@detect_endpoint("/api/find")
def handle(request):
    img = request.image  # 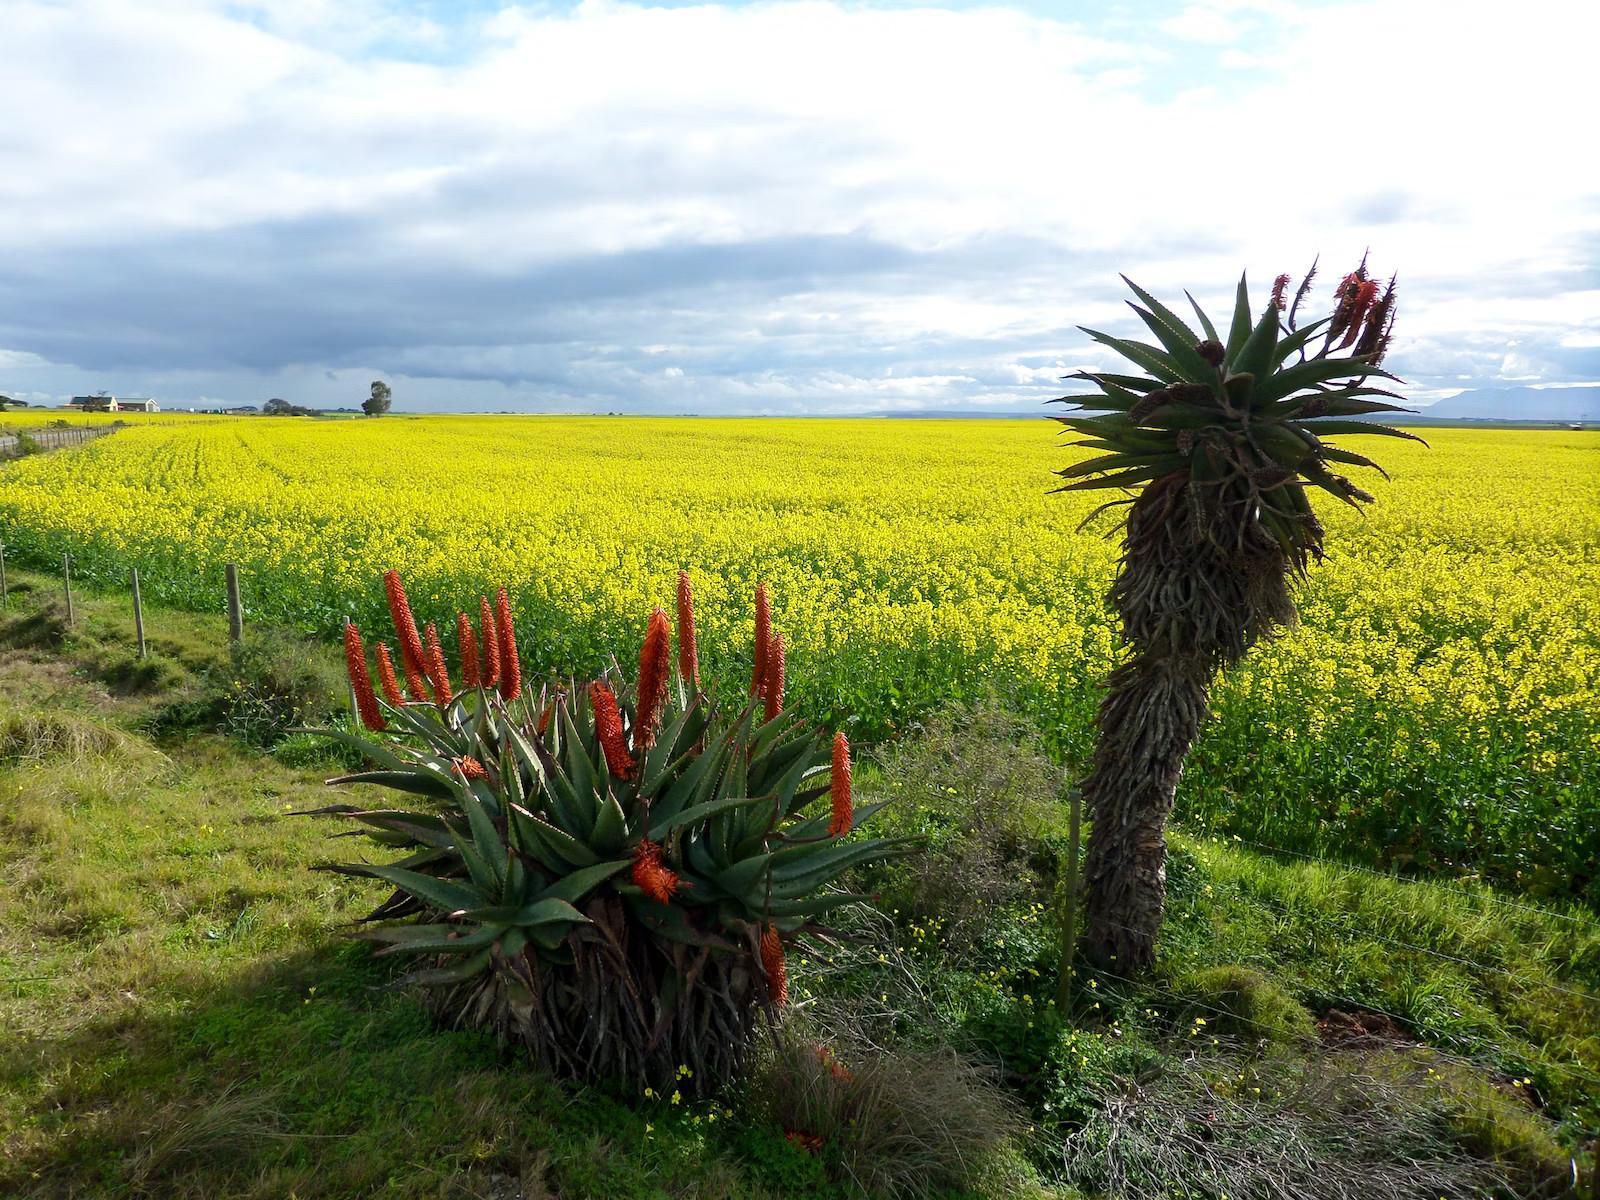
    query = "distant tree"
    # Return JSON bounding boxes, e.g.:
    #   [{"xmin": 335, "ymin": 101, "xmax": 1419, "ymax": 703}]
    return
[
  {"xmin": 263, "ymin": 398, "xmax": 294, "ymax": 416},
  {"xmin": 363, "ymin": 380, "xmax": 392, "ymax": 416},
  {"xmin": 0, "ymin": 395, "xmax": 24, "ymax": 410}
]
